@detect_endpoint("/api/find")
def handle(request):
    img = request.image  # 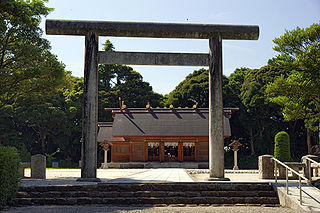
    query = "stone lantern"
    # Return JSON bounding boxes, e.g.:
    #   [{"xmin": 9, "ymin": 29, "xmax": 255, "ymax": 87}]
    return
[{"xmin": 229, "ymin": 140, "xmax": 242, "ymax": 170}]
